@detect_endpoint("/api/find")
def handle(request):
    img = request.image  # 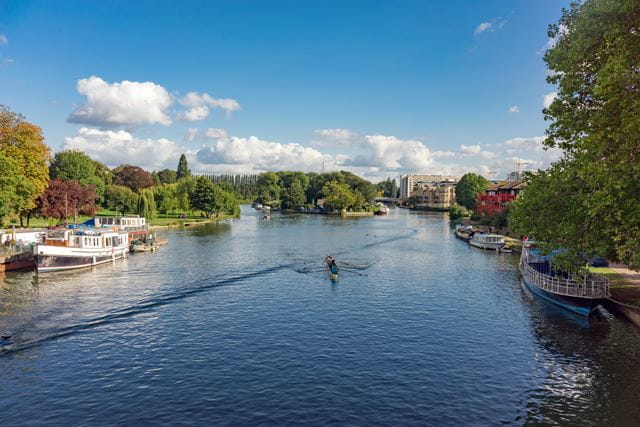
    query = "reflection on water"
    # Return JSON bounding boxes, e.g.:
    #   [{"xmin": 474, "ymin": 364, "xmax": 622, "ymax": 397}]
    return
[{"xmin": 1, "ymin": 206, "xmax": 639, "ymax": 425}]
